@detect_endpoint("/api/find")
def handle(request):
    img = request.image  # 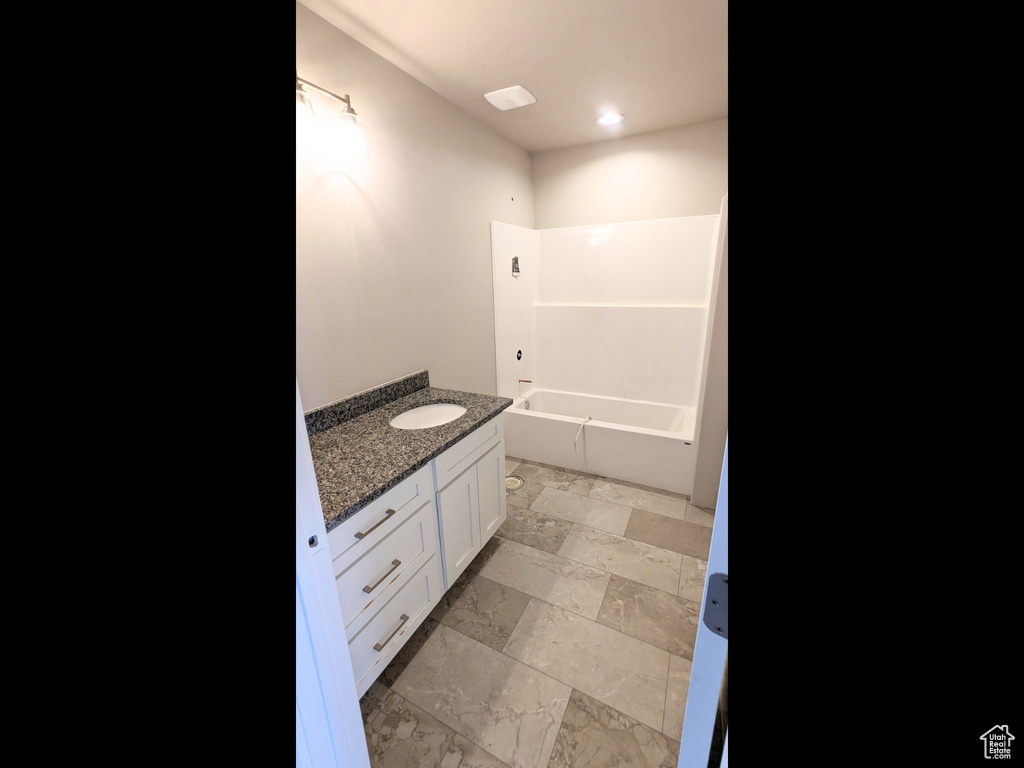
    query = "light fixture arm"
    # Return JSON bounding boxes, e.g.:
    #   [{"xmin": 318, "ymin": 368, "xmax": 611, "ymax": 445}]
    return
[{"xmin": 296, "ymin": 73, "xmax": 356, "ymax": 114}]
